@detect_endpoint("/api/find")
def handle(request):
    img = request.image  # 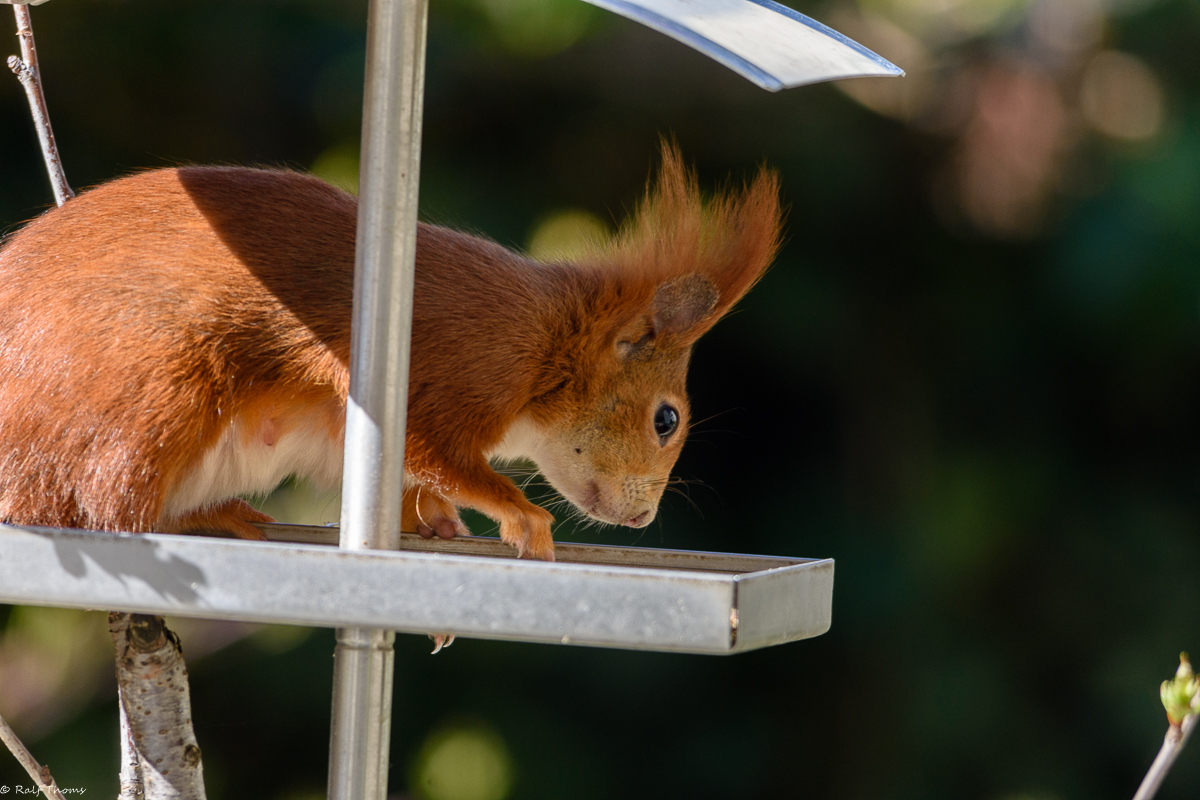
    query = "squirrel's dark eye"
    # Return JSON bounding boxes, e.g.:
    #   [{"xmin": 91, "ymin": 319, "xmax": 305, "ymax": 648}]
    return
[{"xmin": 653, "ymin": 404, "xmax": 679, "ymax": 441}]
